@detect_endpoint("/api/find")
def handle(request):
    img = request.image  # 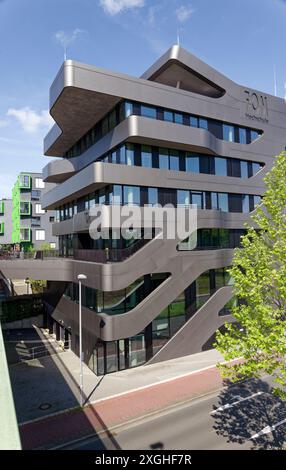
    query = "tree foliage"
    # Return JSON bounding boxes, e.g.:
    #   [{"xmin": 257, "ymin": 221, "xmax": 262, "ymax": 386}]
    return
[{"xmin": 215, "ymin": 151, "xmax": 286, "ymax": 398}]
